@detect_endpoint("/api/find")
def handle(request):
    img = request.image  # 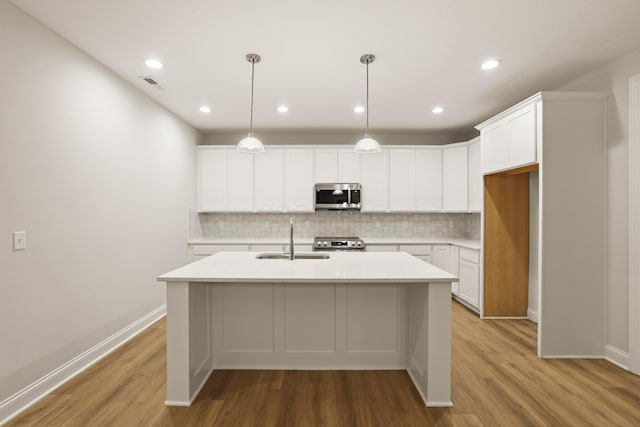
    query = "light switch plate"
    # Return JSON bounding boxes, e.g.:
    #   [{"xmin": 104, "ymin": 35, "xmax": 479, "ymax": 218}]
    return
[{"xmin": 13, "ymin": 231, "xmax": 26, "ymax": 251}]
